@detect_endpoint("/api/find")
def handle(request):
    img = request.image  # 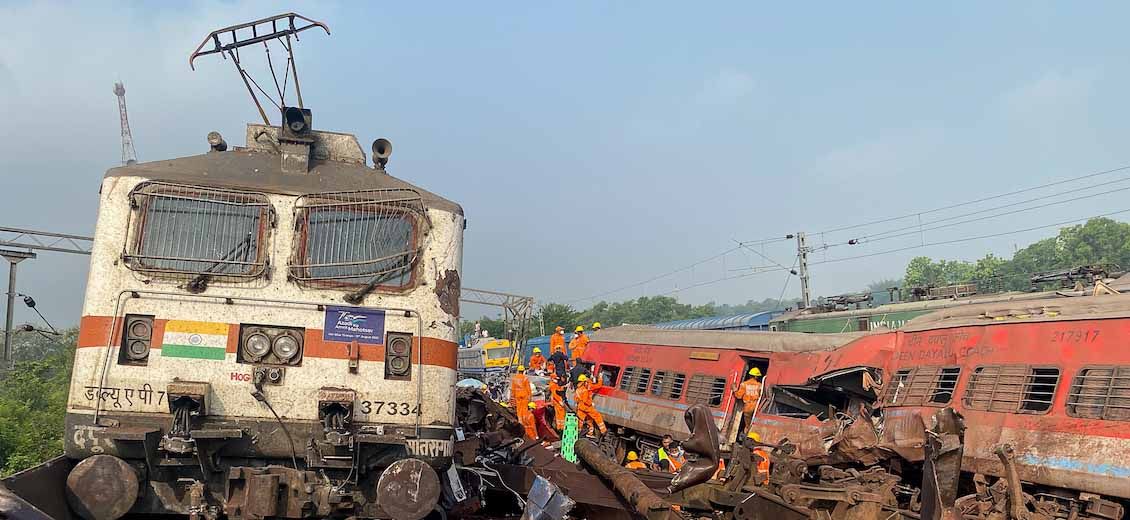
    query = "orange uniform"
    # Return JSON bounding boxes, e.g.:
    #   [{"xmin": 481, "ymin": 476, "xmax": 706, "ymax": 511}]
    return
[
  {"xmin": 574, "ymin": 380, "xmax": 606, "ymax": 434},
  {"xmin": 626, "ymin": 460, "xmax": 646, "ymax": 470},
  {"xmin": 734, "ymin": 377, "xmax": 763, "ymax": 413},
  {"xmin": 519, "ymin": 407, "xmax": 538, "ymax": 440},
  {"xmin": 569, "ymin": 333, "xmax": 589, "ymax": 361},
  {"xmin": 753, "ymin": 448, "xmax": 770, "ymax": 485},
  {"xmin": 510, "ymin": 373, "xmax": 531, "ymax": 410},
  {"xmin": 547, "ymin": 378, "xmax": 567, "ymax": 430},
  {"xmin": 528, "ymin": 353, "xmax": 546, "ymax": 371},
  {"xmin": 550, "ymin": 332, "xmax": 566, "ymax": 355}
]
